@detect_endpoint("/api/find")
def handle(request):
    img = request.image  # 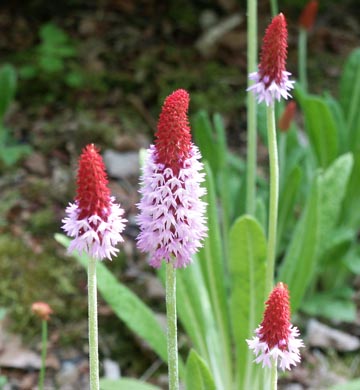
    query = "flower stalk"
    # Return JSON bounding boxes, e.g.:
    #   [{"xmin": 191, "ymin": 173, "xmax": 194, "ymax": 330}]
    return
[
  {"xmin": 266, "ymin": 104, "xmax": 278, "ymax": 294},
  {"xmin": 246, "ymin": 0, "xmax": 258, "ymax": 215},
  {"xmin": 62, "ymin": 144, "xmax": 126, "ymax": 389},
  {"xmin": 39, "ymin": 319, "xmax": 48, "ymax": 390},
  {"xmin": 88, "ymin": 256, "xmax": 99, "ymax": 390},
  {"xmin": 166, "ymin": 261, "xmax": 179, "ymax": 390},
  {"xmin": 31, "ymin": 302, "xmax": 53, "ymax": 390},
  {"xmin": 136, "ymin": 89, "xmax": 207, "ymax": 389}
]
